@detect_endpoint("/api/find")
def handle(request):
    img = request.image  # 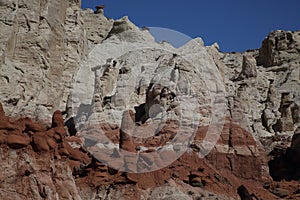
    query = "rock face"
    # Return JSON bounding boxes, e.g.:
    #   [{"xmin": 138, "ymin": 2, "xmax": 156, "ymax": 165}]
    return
[
  {"xmin": 0, "ymin": 102, "xmax": 86, "ymax": 199},
  {"xmin": 0, "ymin": 0, "xmax": 300, "ymax": 199},
  {"xmin": 269, "ymin": 126, "xmax": 300, "ymax": 181},
  {"xmin": 219, "ymin": 30, "xmax": 300, "ymax": 139},
  {"xmin": 257, "ymin": 30, "xmax": 300, "ymax": 67},
  {"xmin": 0, "ymin": 0, "xmax": 113, "ymax": 119},
  {"xmin": 202, "ymin": 119, "xmax": 269, "ymax": 181},
  {"xmin": 237, "ymin": 55, "xmax": 257, "ymax": 80},
  {"xmin": 0, "ymin": 102, "xmax": 282, "ymax": 199}
]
